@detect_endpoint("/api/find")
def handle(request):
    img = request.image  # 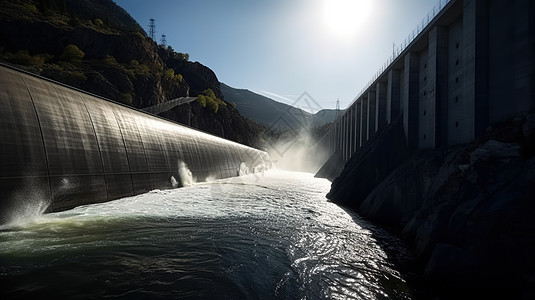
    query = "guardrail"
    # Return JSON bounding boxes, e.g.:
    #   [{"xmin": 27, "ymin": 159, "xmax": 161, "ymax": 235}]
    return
[{"xmin": 345, "ymin": 0, "xmax": 452, "ymax": 109}]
